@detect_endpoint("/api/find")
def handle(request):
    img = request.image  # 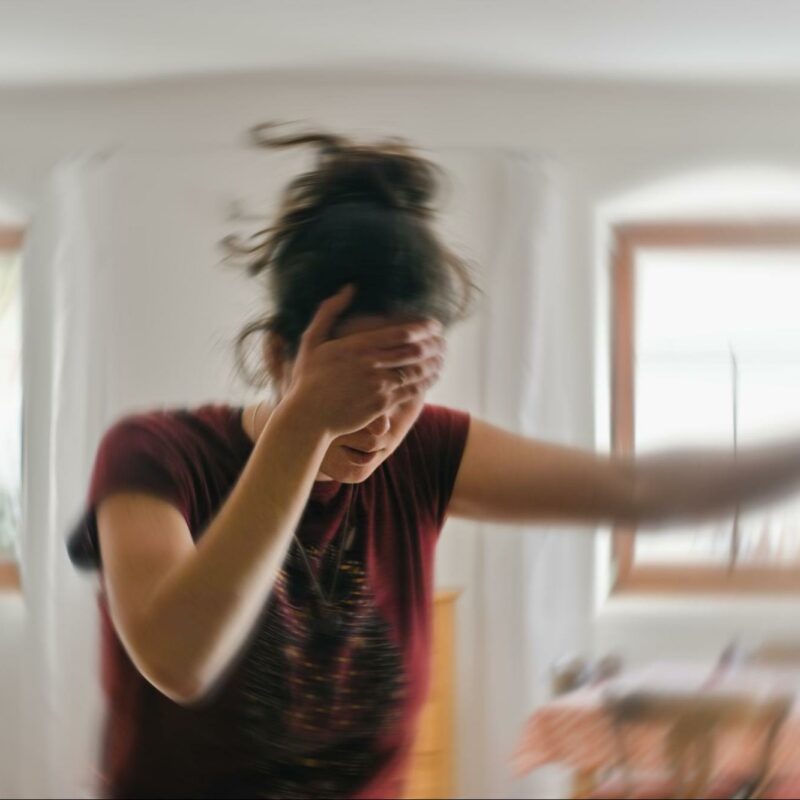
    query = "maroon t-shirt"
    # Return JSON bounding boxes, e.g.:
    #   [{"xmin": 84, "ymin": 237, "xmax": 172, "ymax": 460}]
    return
[{"xmin": 67, "ymin": 402, "xmax": 470, "ymax": 799}]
